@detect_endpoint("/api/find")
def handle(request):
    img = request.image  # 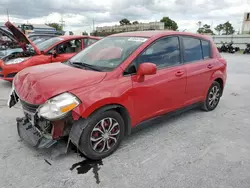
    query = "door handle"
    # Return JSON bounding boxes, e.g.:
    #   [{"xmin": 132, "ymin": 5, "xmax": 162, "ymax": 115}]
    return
[
  {"xmin": 175, "ymin": 71, "xmax": 184, "ymax": 77},
  {"xmin": 207, "ymin": 64, "xmax": 213, "ymax": 69}
]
